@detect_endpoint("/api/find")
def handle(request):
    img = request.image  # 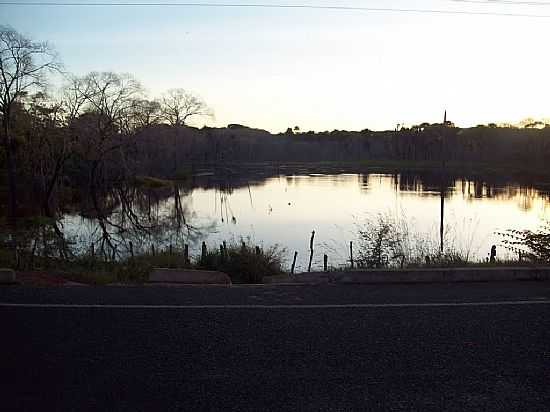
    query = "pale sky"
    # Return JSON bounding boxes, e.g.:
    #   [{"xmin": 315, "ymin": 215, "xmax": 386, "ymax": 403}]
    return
[{"xmin": 2, "ymin": 0, "xmax": 550, "ymax": 132}]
